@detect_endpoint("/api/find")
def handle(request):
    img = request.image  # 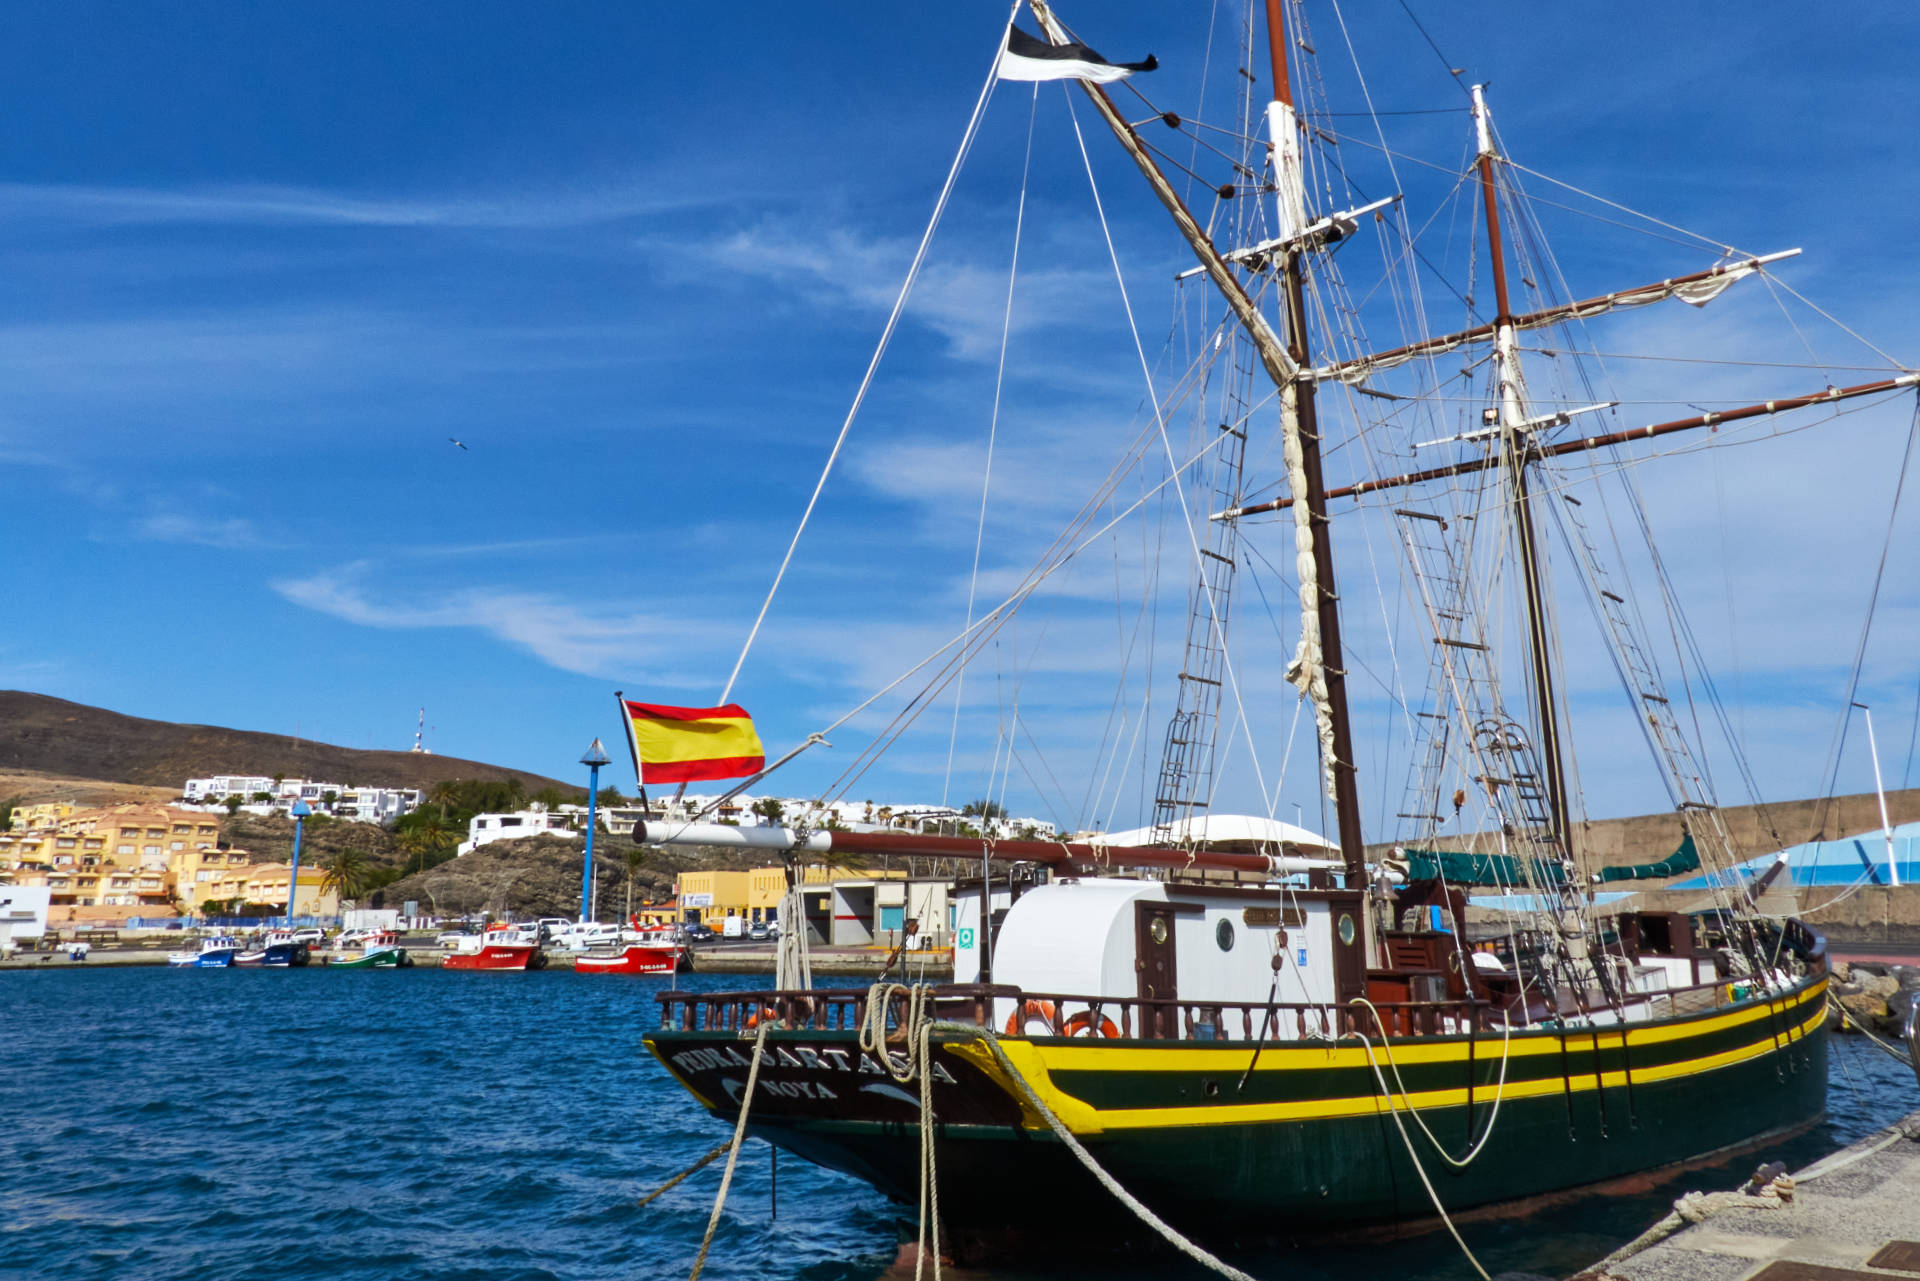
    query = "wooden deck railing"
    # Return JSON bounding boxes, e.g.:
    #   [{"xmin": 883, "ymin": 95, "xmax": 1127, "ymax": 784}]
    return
[{"xmin": 653, "ymin": 958, "xmax": 1817, "ymax": 1043}]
